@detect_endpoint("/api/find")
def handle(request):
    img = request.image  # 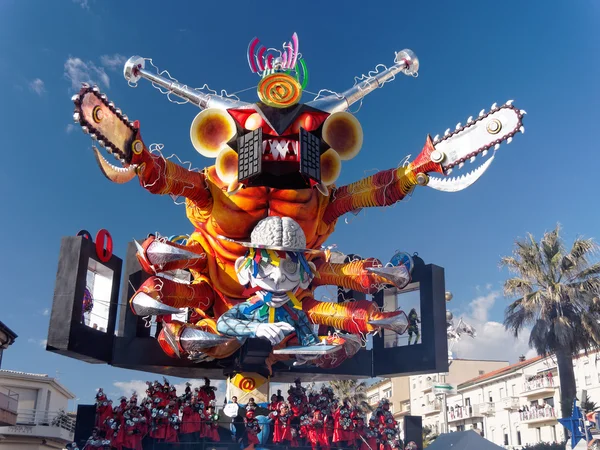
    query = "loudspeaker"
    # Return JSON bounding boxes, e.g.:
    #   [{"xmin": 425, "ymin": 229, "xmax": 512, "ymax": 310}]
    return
[
  {"xmin": 74, "ymin": 404, "xmax": 96, "ymax": 445},
  {"xmin": 404, "ymin": 415, "xmax": 423, "ymax": 449}
]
